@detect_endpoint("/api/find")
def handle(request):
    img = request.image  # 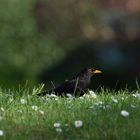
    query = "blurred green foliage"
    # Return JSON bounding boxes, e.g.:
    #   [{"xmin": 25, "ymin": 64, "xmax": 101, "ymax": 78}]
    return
[
  {"xmin": 0, "ymin": 0, "xmax": 98, "ymax": 87},
  {"xmin": 0, "ymin": 0, "xmax": 66, "ymax": 87}
]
